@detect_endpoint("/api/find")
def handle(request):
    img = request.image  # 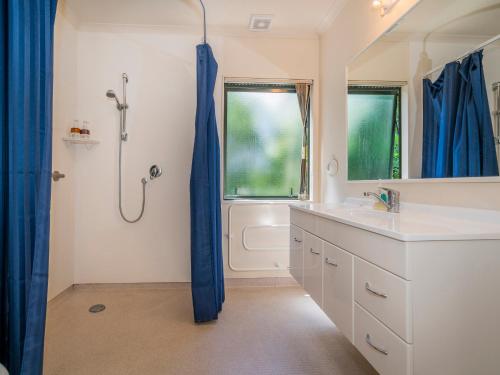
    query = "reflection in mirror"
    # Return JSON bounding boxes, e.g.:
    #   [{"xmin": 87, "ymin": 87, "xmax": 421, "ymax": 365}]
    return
[
  {"xmin": 348, "ymin": 85, "xmax": 402, "ymax": 180},
  {"xmin": 347, "ymin": 0, "xmax": 500, "ymax": 180}
]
